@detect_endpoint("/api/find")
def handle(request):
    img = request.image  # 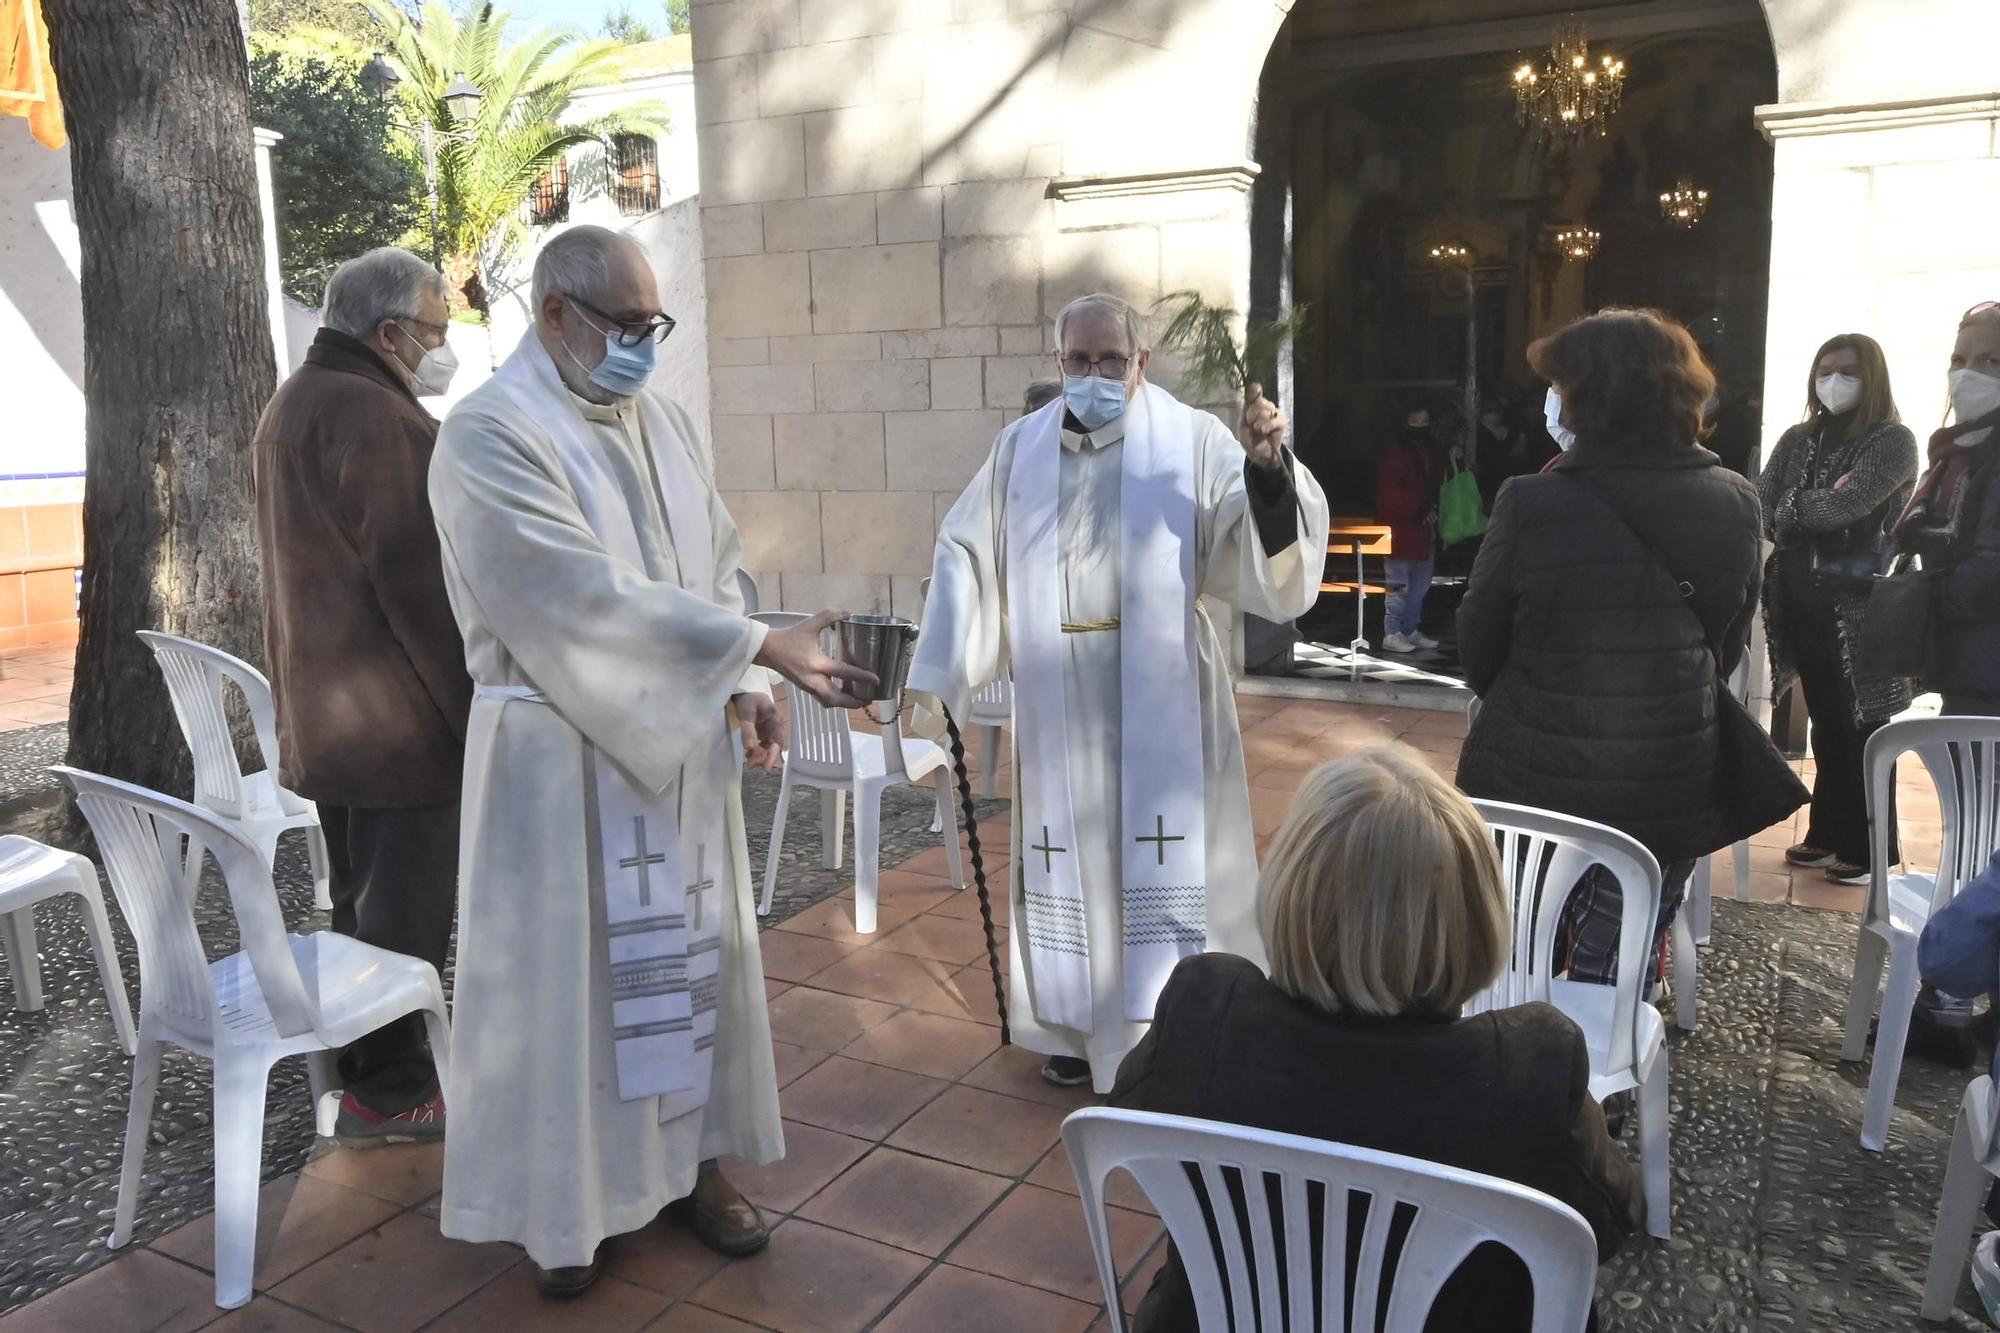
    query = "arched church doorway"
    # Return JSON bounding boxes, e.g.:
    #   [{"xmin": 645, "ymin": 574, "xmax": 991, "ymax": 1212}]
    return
[{"xmin": 1244, "ymin": 0, "xmax": 1779, "ymax": 688}]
